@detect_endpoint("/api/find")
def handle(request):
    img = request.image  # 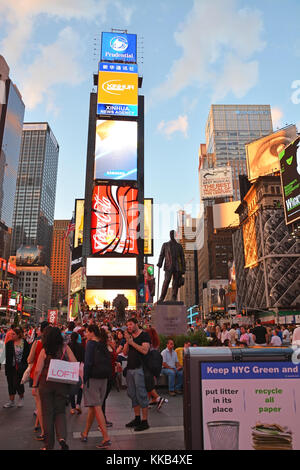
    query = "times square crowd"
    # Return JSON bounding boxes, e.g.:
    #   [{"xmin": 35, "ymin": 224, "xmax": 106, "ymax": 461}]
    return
[{"xmin": 0, "ymin": 309, "xmax": 300, "ymax": 451}]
